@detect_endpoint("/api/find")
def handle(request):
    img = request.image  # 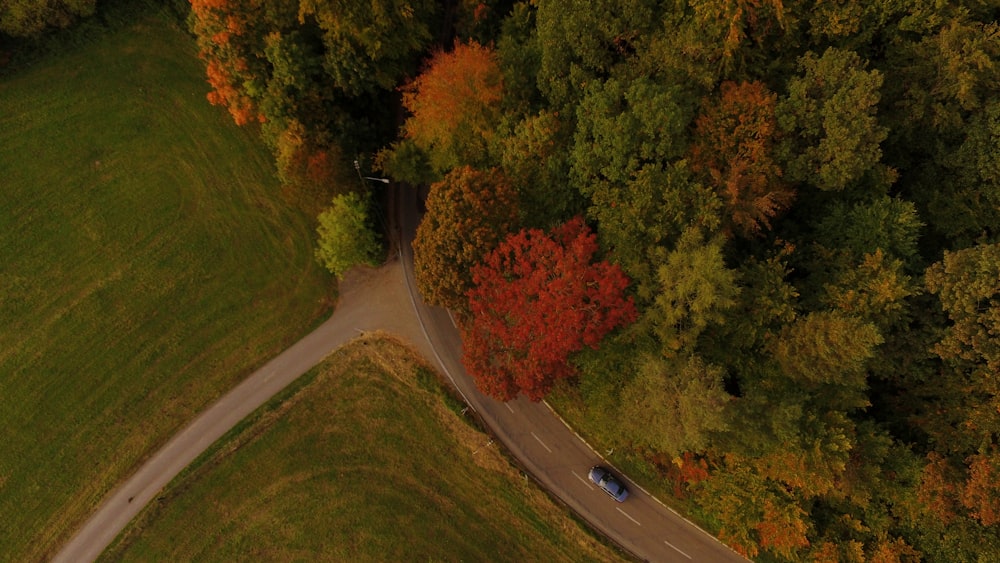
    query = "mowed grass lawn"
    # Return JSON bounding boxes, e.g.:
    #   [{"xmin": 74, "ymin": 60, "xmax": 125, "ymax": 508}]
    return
[
  {"xmin": 0, "ymin": 12, "xmax": 332, "ymax": 560},
  {"xmin": 103, "ymin": 336, "xmax": 622, "ymax": 562}
]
